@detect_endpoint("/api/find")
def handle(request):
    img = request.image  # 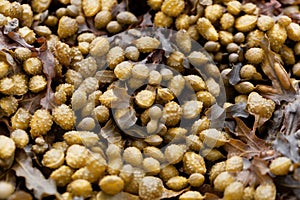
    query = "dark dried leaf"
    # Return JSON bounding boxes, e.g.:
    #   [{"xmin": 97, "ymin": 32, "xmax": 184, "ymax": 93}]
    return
[
  {"xmin": 275, "ymin": 175, "xmax": 300, "ymax": 199},
  {"xmin": 0, "ymin": 32, "xmax": 17, "ymax": 50},
  {"xmin": 278, "ymin": 194, "xmax": 298, "ymax": 200},
  {"xmin": 78, "ymin": 20, "xmax": 90, "ymax": 34},
  {"xmin": 12, "ymin": 150, "xmax": 58, "ymax": 199},
  {"xmin": 289, "ymin": 12, "xmax": 300, "ymax": 24},
  {"xmin": 259, "ymin": 36, "xmax": 296, "ymax": 102},
  {"xmin": 204, "ymin": 193, "xmax": 221, "ymax": 200},
  {"xmin": 146, "ymin": 49, "xmax": 165, "ymax": 64},
  {"xmin": 0, "ymin": 117, "xmax": 13, "ymax": 133},
  {"xmin": 235, "ymin": 118, "xmax": 270, "ymax": 151},
  {"xmin": 280, "ymin": 95, "xmax": 300, "ymax": 135},
  {"xmin": 19, "ymin": 92, "xmax": 44, "ymax": 114},
  {"xmin": 267, "ymin": 108, "xmax": 284, "ymax": 139},
  {"xmin": 199, "ymin": 184, "xmax": 222, "ymax": 198},
  {"xmin": 229, "ymin": 63, "xmax": 242, "ymax": 85},
  {"xmin": 279, "ymin": 0, "xmax": 300, "ymax": 4},
  {"xmin": 273, "ymin": 95, "xmax": 300, "ymax": 163},
  {"xmin": 235, "ymin": 170, "xmax": 257, "ymax": 186},
  {"xmin": 40, "ymin": 91, "xmax": 55, "ymax": 110},
  {"xmin": 7, "ymin": 32, "xmax": 34, "ymax": 50},
  {"xmin": 36, "ymin": 37, "xmax": 56, "ymax": 110},
  {"xmin": 85, "ymin": 18, "xmax": 107, "ymax": 36},
  {"xmin": 139, "ymin": 12, "xmax": 153, "ymax": 27},
  {"xmin": 206, "ymin": 104, "xmax": 225, "ymax": 129},
  {"xmin": 293, "ymin": 167, "xmax": 300, "ymax": 181},
  {"xmin": 2, "ymin": 32, "xmax": 56, "ymax": 110},
  {"xmin": 224, "ymin": 138, "xmax": 251, "ymax": 158},
  {"xmin": 109, "ymin": 31, "xmax": 135, "ymax": 50},
  {"xmin": 8, "ymin": 191, "xmax": 33, "ymax": 200},
  {"xmin": 226, "ymin": 102, "xmax": 249, "ymax": 119},
  {"xmin": 252, "ymin": 0, "xmax": 283, "ymax": 16},
  {"xmin": 1, "ymin": 170, "xmax": 16, "ymax": 186},
  {"xmin": 236, "ymin": 157, "xmax": 272, "ymax": 186},
  {"xmin": 276, "ymin": 175, "xmax": 300, "ymax": 191},
  {"xmin": 161, "ymin": 187, "xmax": 190, "ymax": 199},
  {"xmin": 224, "ymin": 120, "xmax": 236, "ymax": 133},
  {"xmin": 252, "ymin": 157, "xmax": 270, "ymax": 176},
  {"xmin": 156, "ymin": 28, "xmax": 173, "ymax": 53},
  {"xmin": 273, "ymin": 133, "xmax": 300, "ymax": 163},
  {"xmin": 32, "ymin": 10, "xmax": 49, "ymax": 27},
  {"xmin": 112, "ymin": 0, "xmax": 127, "ymax": 17},
  {"xmin": 224, "ymin": 117, "xmax": 279, "ymax": 187},
  {"xmin": 36, "ymin": 37, "xmax": 56, "ymax": 79},
  {"xmin": 0, "ymin": 50, "xmax": 19, "ymax": 73},
  {"xmin": 224, "ymin": 118, "xmax": 272, "ymax": 159}
]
